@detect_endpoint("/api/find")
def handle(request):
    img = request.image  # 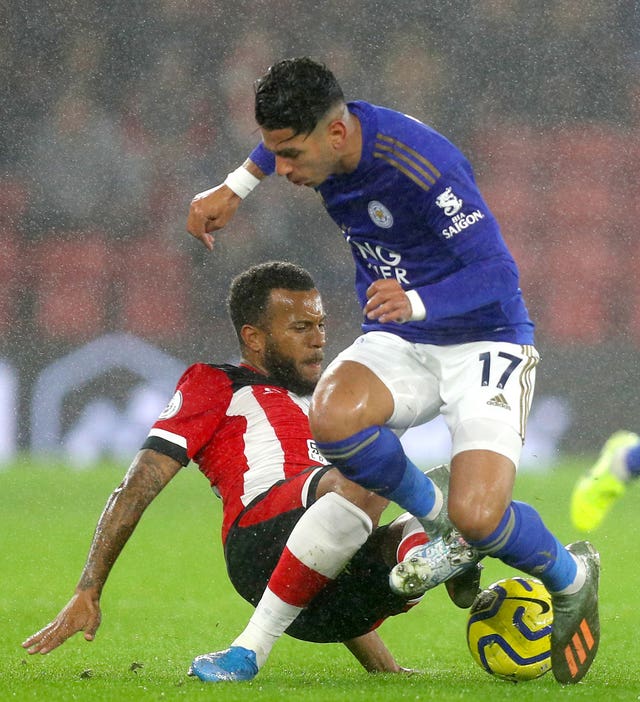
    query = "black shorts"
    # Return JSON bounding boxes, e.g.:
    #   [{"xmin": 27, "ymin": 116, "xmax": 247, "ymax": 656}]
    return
[{"xmin": 224, "ymin": 468, "xmax": 409, "ymax": 643}]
